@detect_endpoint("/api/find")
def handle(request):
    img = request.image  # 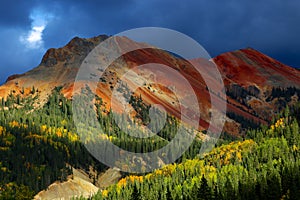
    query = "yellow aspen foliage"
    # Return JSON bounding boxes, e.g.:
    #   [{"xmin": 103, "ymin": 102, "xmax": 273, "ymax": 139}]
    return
[
  {"xmin": 117, "ymin": 178, "xmax": 127, "ymax": 188},
  {"xmin": 293, "ymin": 144, "xmax": 298, "ymax": 152},
  {"xmin": 0, "ymin": 126, "xmax": 4, "ymax": 135},
  {"xmin": 145, "ymin": 173, "xmax": 152, "ymax": 180},
  {"xmin": 272, "ymin": 118, "xmax": 285, "ymax": 129},
  {"xmin": 236, "ymin": 152, "xmax": 242, "ymax": 161},
  {"xmin": 40, "ymin": 125, "xmax": 47, "ymax": 133},
  {"xmin": 61, "ymin": 119, "xmax": 67, "ymax": 126},
  {"xmin": 128, "ymin": 175, "xmax": 143, "ymax": 183},
  {"xmin": 1, "ymin": 167, "xmax": 7, "ymax": 172},
  {"xmin": 48, "ymin": 127, "xmax": 52, "ymax": 134},
  {"xmin": 205, "ymin": 139, "xmax": 256, "ymax": 166},
  {"xmin": 155, "ymin": 170, "xmax": 163, "ymax": 175},
  {"xmin": 206, "ymin": 165, "xmax": 217, "ymax": 173},
  {"xmin": 102, "ymin": 190, "xmax": 108, "ymax": 197},
  {"xmin": 56, "ymin": 130, "xmax": 62, "ymax": 137},
  {"xmin": 271, "ymin": 125, "xmax": 275, "ymax": 130},
  {"xmin": 0, "ymin": 147, "xmax": 9, "ymax": 151},
  {"xmin": 9, "ymin": 121, "xmax": 19, "ymax": 128},
  {"xmin": 67, "ymin": 132, "xmax": 79, "ymax": 142}
]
